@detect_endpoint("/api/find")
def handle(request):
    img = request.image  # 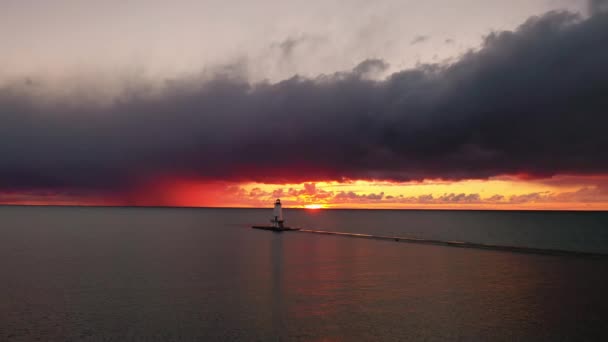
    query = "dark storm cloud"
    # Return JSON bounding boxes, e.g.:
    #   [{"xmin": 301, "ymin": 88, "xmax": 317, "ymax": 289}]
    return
[
  {"xmin": 1, "ymin": 10, "xmax": 608, "ymax": 192},
  {"xmin": 351, "ymin": 58, "xmax": 390, "ymax": 78},
  {"xmin": 589, "ymin": 0, "xmax": 608, "ymax": 15}
]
